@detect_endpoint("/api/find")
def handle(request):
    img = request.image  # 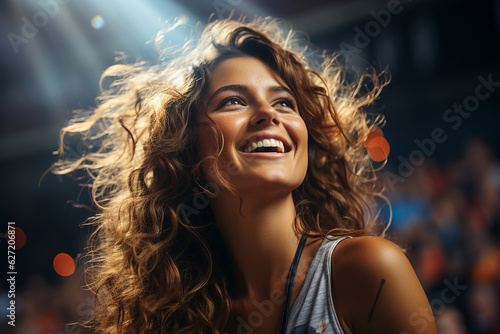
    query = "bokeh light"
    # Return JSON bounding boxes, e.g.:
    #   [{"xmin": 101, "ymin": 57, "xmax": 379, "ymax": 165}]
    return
[
  {"xmin": 53, "ymin": 253, "xmax": 75, "ymax": 277},
  {"xmin": 365, "ymin": 127, "xmax": 390, "ymax": 162},
  {"xmin": 365, "ymin": 127, "xmax": 384, "ymax": 145},
  {"xmin": 91, "ymin": 15, "xmax": 105, "ymax": 29},
  {"xmin": 4, "ymin": 226, "xmax": 27, "ymax": 249}
]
